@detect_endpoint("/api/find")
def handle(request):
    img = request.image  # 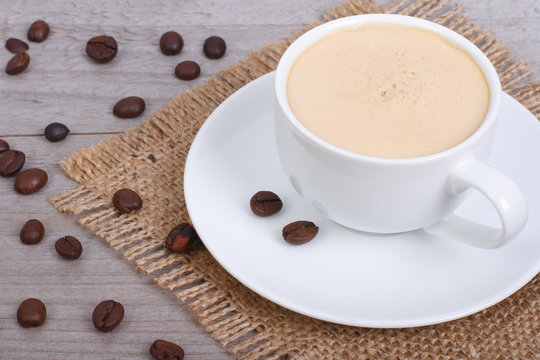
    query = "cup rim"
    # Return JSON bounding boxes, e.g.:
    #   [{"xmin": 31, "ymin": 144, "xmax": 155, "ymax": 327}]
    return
[{"xmin": 275, "ymin": 14, "xmax": 502, "ymax": 165}]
